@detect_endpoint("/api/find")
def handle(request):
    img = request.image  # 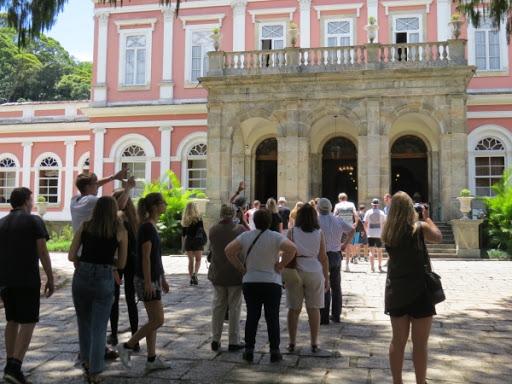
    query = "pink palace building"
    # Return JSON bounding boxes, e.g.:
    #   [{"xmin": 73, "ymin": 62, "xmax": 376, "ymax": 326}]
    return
[{"xmin": 0, "ymin": 0, "xmax": 512, "ymax": 222}]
